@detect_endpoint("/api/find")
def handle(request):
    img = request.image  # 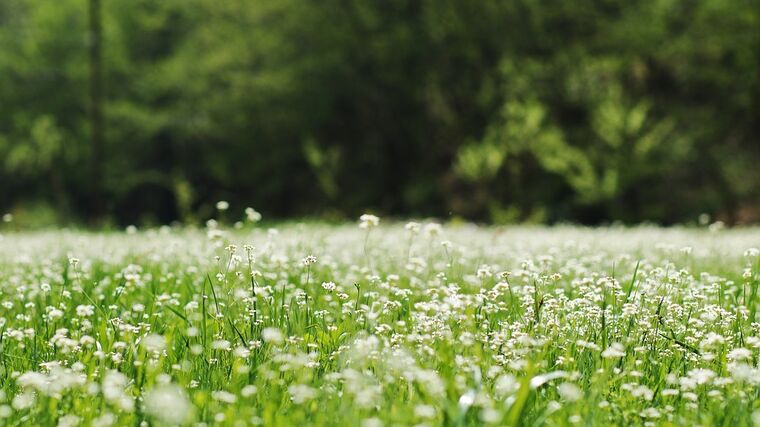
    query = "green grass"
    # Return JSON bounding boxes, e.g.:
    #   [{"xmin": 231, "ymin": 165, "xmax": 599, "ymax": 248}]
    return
[{"xmin": 0, "ymin": 223, "xmax": 758, "ymax": 426}]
